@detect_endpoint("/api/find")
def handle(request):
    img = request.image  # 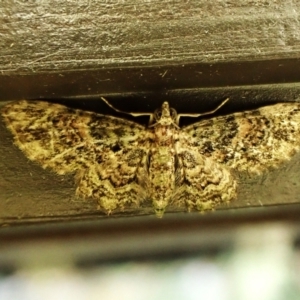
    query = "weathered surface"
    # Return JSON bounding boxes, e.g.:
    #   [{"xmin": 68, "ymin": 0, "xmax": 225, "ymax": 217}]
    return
[
  {"xmin": 1, "ymin": 1, "xmax": 300, "ymax": 100},
  {"xmin": 1, "ymin": 0, "xmax": 300, "ymax": 72}
]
